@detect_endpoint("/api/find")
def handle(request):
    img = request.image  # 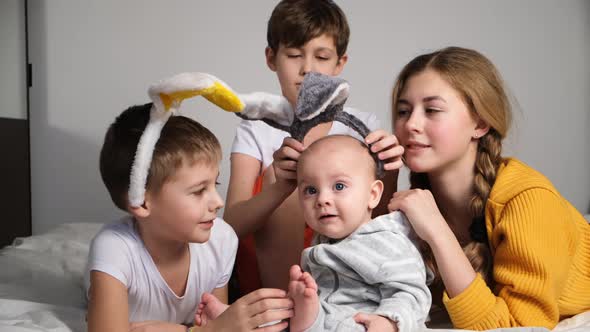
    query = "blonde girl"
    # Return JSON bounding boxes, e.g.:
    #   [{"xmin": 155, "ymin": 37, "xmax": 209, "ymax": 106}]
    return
[{"xmin": 388, "ymin": 46, "xmax": 590, "ymax": 330}]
